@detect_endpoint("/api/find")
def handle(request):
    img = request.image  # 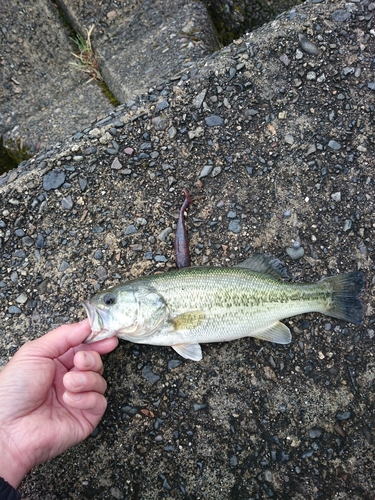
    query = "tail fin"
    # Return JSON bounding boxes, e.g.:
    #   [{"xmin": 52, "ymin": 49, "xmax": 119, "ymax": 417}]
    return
[{"xmin": 322, "ymin": 271, "xmax": 365, "ymax": 324}]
